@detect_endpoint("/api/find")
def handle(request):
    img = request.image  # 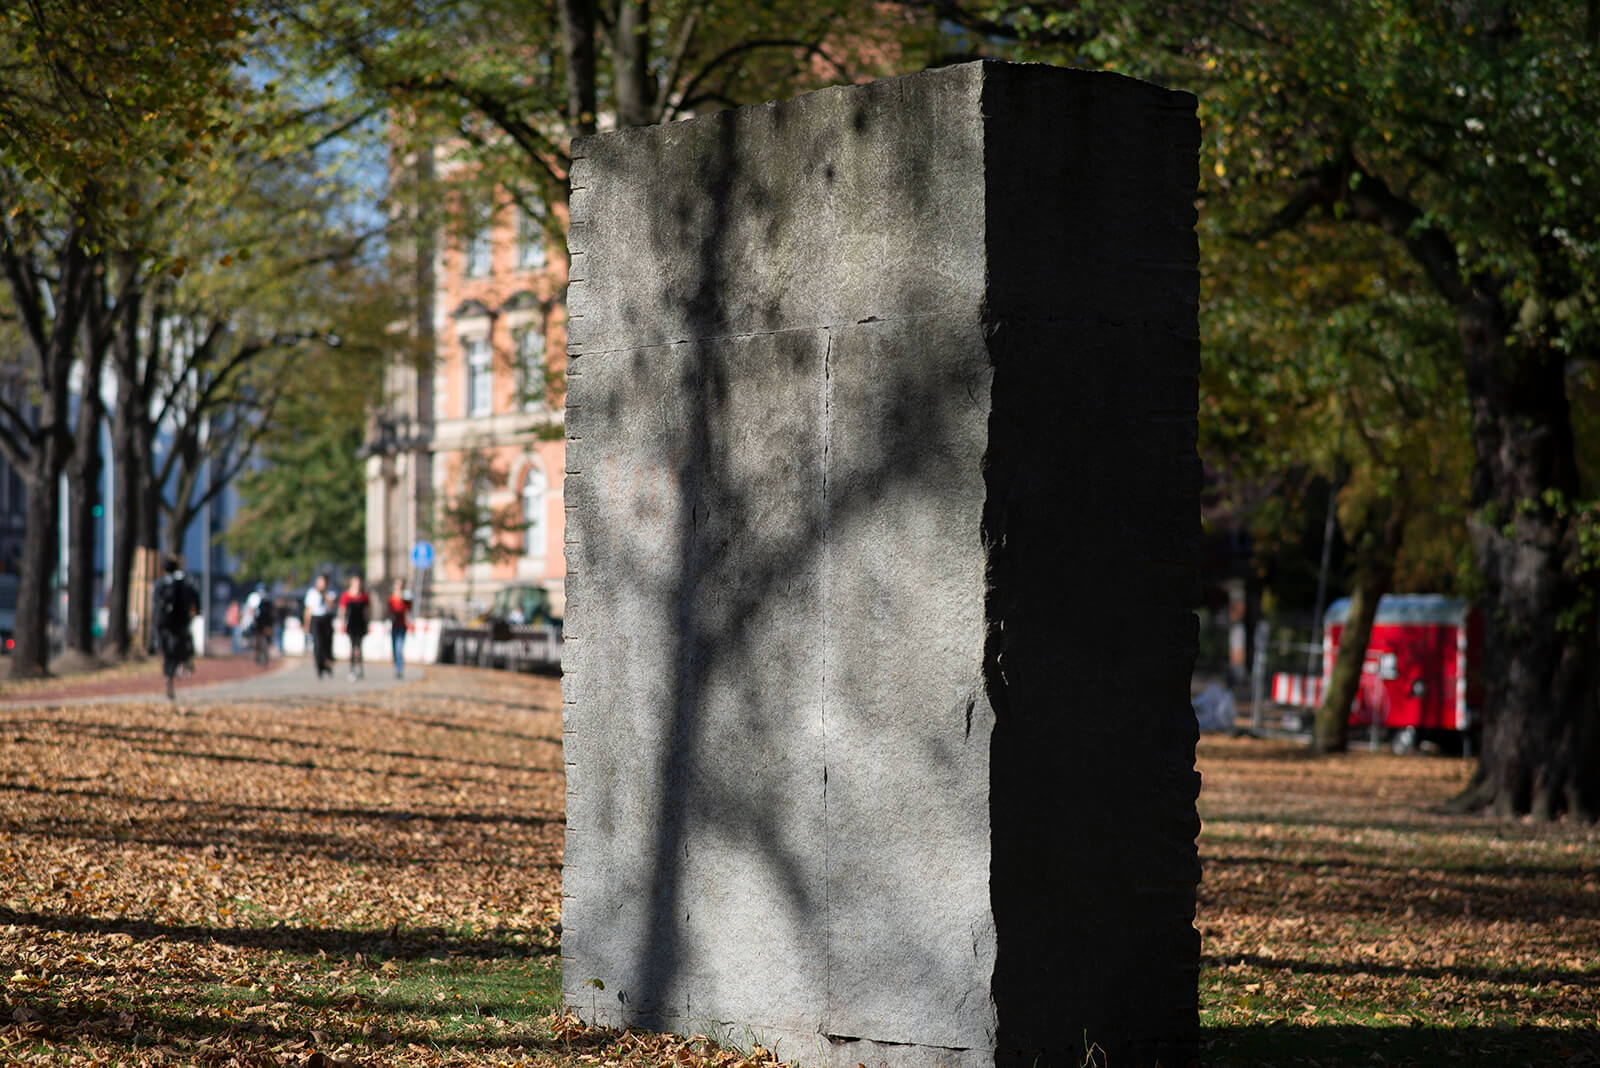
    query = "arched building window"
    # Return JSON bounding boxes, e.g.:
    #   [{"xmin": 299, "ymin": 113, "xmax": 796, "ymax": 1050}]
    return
[{"xmin": 521, "ymin": 464, "xmax": 548, "ymax": 560}]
